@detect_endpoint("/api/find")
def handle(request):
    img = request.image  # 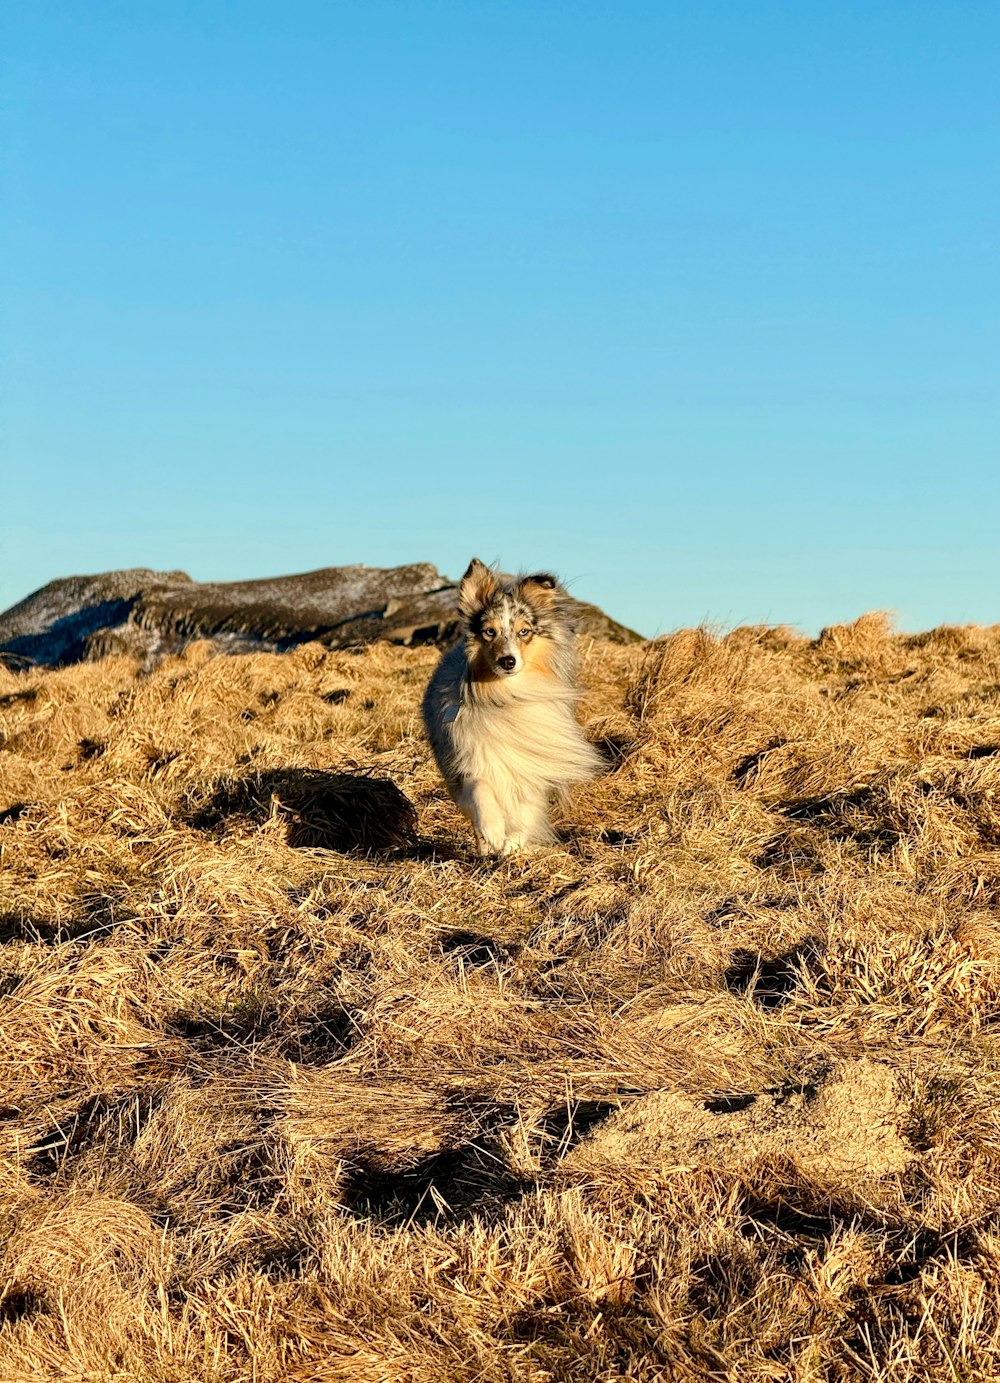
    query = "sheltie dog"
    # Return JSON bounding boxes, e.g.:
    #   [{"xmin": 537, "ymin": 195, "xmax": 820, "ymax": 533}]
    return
[{"xmin": 422, "ymin": 558, "xmax": 604, "ymax": 855}]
